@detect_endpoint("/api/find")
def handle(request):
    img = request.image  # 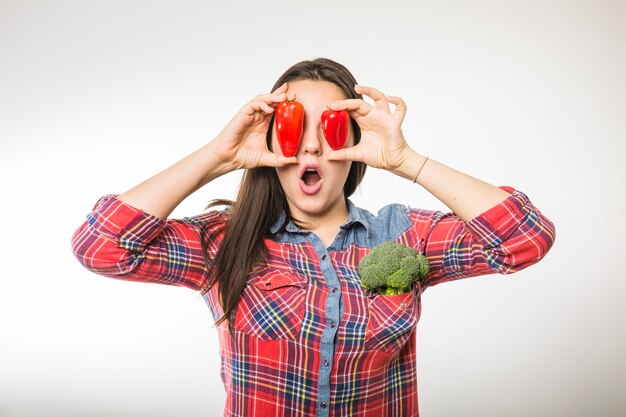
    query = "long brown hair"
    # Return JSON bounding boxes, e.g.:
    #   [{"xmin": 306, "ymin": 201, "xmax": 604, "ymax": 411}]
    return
[{"xmin": 200, "ymin": 58, "xmax": 367, "ymax": 337}]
